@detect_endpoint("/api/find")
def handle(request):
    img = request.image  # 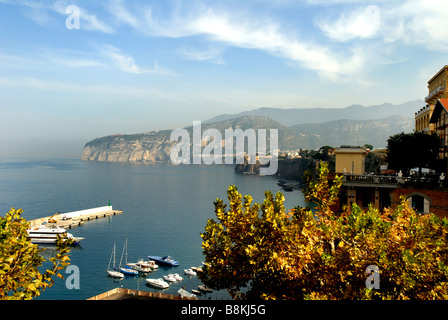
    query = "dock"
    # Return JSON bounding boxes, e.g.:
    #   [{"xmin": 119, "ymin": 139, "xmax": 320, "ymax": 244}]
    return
[
  {"xmin": 29, "ymin": 206, "xmax": 123, "ymax": 229},
  {"xmin": 88, "ymin": 287, "xmax": 197, "ymax": 300}
]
